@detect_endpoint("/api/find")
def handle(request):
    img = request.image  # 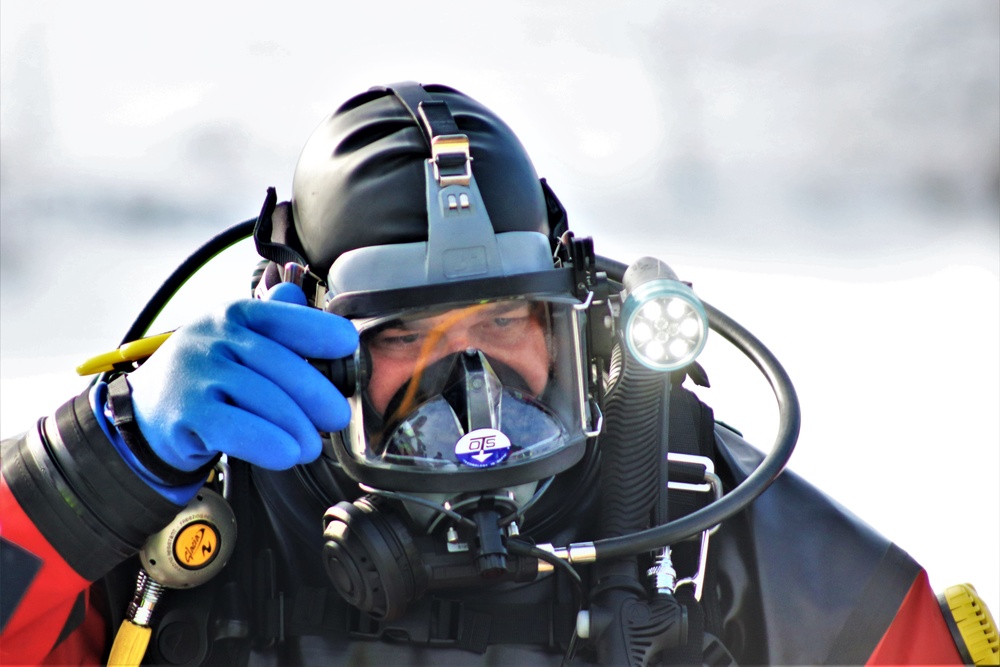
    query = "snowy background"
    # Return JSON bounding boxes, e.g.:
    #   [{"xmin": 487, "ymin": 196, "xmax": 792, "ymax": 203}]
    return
[{"xmin": 2, "ymin": 1, "xmax": 997, "ymax": 614}]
